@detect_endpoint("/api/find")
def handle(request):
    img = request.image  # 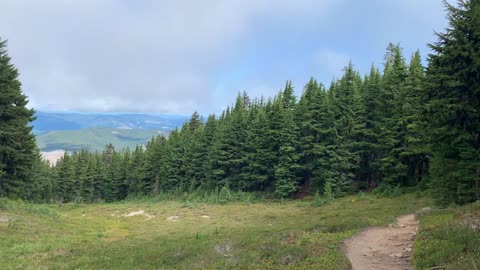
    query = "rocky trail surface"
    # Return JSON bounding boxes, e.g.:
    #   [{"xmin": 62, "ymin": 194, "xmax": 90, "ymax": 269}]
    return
[{"xmin": 344, "ymin": 214, "xmax": 418, "ymax": 270}]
